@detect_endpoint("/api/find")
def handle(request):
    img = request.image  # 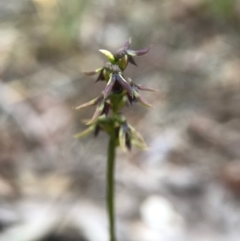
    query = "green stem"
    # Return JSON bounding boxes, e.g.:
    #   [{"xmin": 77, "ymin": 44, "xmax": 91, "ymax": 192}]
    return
[{"xmin": 107, "ymin": 130, "xmax": 116, "ymax": 241}]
